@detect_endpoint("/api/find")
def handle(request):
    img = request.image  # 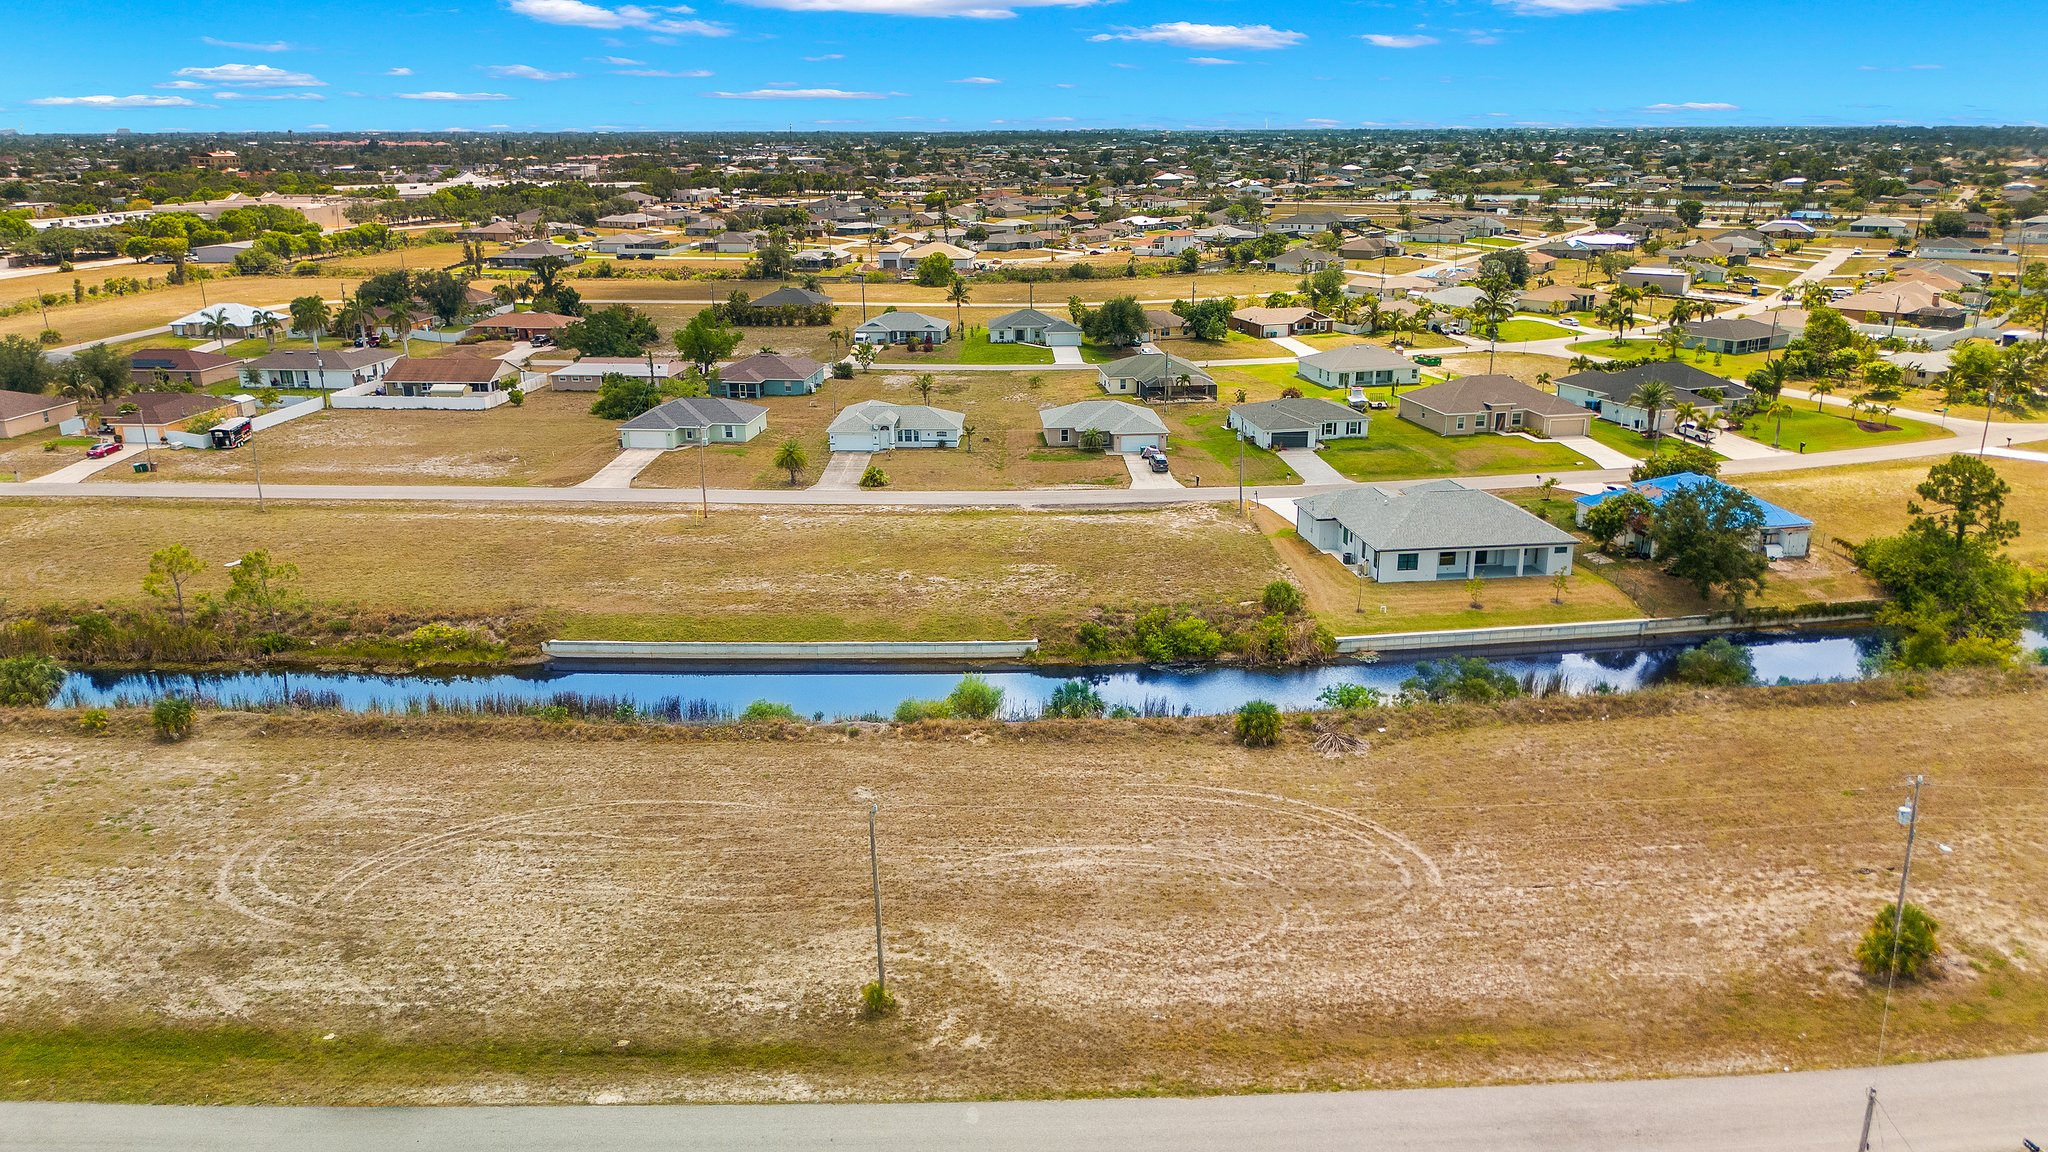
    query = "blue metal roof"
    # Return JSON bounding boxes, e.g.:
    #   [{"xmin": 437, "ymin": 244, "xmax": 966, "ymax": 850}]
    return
[{"xmin": 1574, "ymin": 472, "xmax": 1813, "ymax": 530}]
